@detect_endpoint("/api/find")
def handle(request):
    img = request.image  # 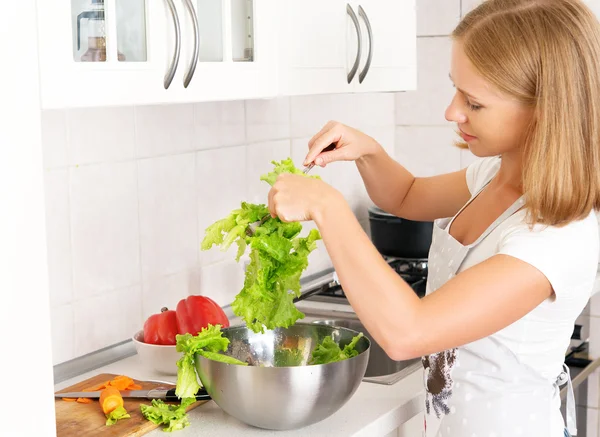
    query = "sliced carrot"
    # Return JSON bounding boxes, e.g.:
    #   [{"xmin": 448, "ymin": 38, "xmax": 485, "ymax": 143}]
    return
[
  {"xmin": 100, "ymin": 386, "xmax": 124, "ymax": 415},
  {"xmin": 62, "ymin": 397, "xmax": 78, "ymax": 402},
  {"xmin": 109, "ymin": 375, "xmax": 135, "ymax": 390},
  {"xmin": 77, "ymin": 398, "xmax": 93, "ymax": 404},
  {"xmin": 126, "ymin": 383, "xmax": 142, "ymax": 390},
  {"xmin": 82, "ymin": 380, "xmax": 111, "ymax": 391}
]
